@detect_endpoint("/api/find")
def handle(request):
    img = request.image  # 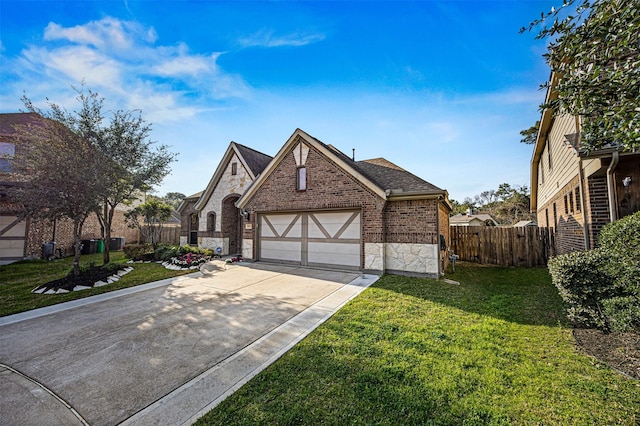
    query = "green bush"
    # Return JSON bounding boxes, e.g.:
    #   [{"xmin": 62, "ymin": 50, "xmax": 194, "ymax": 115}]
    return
[
  {"xmin": 153, "ymin": 244, "xmax": 181, "ymax": 261},
  {"xmin": 548, "ymin": 250, "xmax": 614, "ymax": 330},
  {"xmin": 598, "ymin": 211, "xmax": 640, "ymax": 332},
  {"xmin": 123, "ymin": 243, "xmax": 154, "ymax": 261},
  {"xmin": 549, "ymin": 211, "xmax": 640, "ymax": 332}
]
